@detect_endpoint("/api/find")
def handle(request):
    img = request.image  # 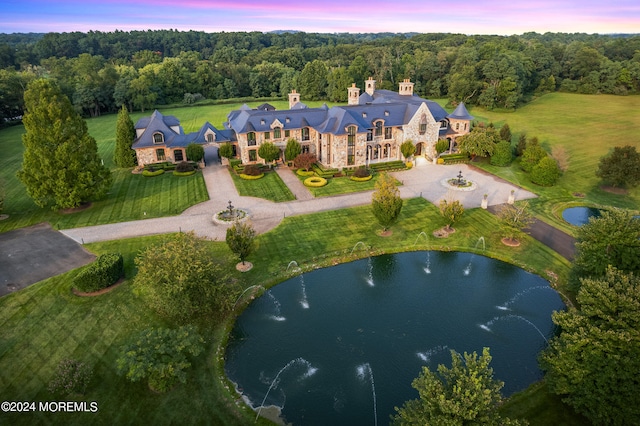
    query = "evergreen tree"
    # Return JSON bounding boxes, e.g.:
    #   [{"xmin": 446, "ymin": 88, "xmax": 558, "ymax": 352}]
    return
[
  {"xmin": 371, "ymin": 173, "xmax": 403, "ymax": 232},
  {"xmin": 400, "ymin": 140, "xmax": 416, "ymax": 161},
  {"xmin": 258, "ymin": 141, "xmax": 280, "ymax": 165},
  {"xmin": 219, "ymin": 142, "xmax": 234, "ymax": 160},
  {"xmin": 596, "ymin": 145, "xmax": 640, "ymax": 188},
  {"xmin": 114, "ymin": 105, "xmax": 137, "ymax": 168},
  {"xmin": 499, "ymin": 123, "xmax": 512, "ymax": 142},
  {"xmin": 284, "ymin": 138, "xmax": 302, "ymax": 162},
  {"xmin": 17, "ymin": 79, "xmax": 111, "ymax": 210},
  {"xmin": 185, "ymin": 143, "xmax": 204, "ymax": 162}
]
